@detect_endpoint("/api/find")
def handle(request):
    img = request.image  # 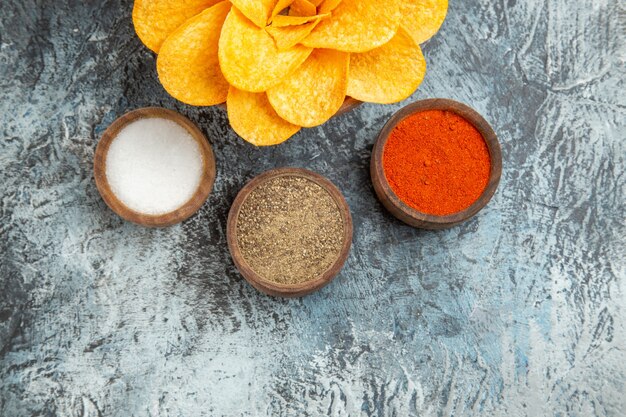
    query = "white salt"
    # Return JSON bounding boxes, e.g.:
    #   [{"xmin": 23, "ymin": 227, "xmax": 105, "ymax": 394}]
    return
[{"xmin": 105, "ymin": 117, "xmax": 203, "ymax": 215}]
